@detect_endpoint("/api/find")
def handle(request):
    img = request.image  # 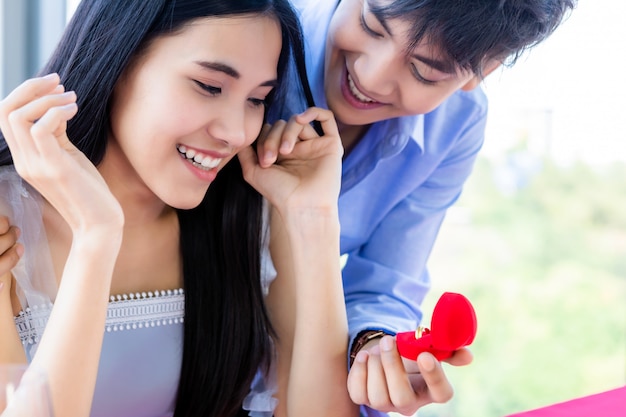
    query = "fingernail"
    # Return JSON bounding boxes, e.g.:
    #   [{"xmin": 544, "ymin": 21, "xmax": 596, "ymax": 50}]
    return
[
  {"xmin": 380, "ymin": 335, "xmax": 393, "ymax": 352},
  {"xmin": 0, "ymin": 282, "xmax": 4, "ymax": 291},
  {"xmin": 42, "ymin": 73, "xmax": 58, "ymax": 80},
  {"xmin": 16, "ymin": 244, "xmax": 24, "ymax": 257},
  {"xmin": 279, "ymin": 142, "xmax": 290, "ymax": 153},
  {"xmin": 264, "ymin": 150, "xmax": 274, "ymax": 163},
  {"xmin": 418, "ymin": 353, "xmax": 436, "ymax": 372}
]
